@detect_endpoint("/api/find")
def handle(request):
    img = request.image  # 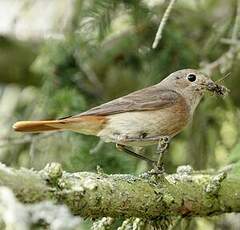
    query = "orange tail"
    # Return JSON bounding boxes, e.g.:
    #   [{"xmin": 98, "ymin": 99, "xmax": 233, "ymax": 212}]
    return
[
  {"xmin": 13, "ymin": 120, "xmax": 63, "ymax": 132},
  {"xmin": 13, "ymin": 116, "xmax": 107, "ymax": 134}
]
